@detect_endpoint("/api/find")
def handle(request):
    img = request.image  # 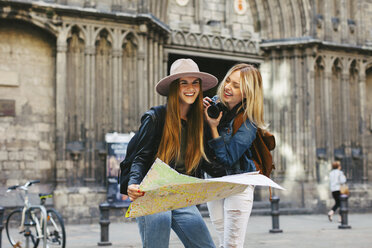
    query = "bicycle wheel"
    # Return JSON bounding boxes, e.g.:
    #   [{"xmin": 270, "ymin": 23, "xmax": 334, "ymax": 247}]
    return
[
  {"xmin": 43, "ymin": 208, "xmax": 66, "ymax": 248},
  {"xmin": 6, "ymin": 208, "xmax": 40, "ymax": 248}
]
